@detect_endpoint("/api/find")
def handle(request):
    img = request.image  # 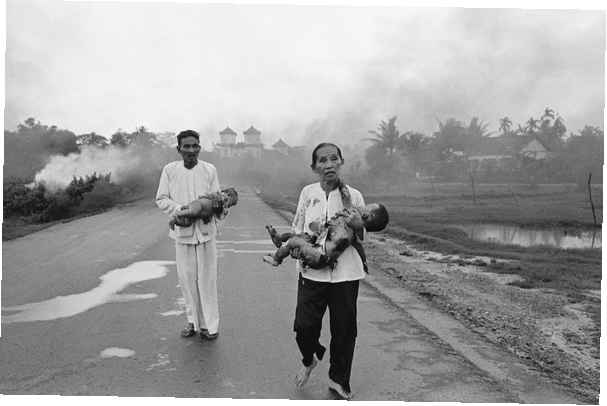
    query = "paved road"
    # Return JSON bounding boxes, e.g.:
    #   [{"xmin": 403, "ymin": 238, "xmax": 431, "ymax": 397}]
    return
[{"xmin": 2, "ymin": 189, "xmax": 522, "ymax": 400}]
